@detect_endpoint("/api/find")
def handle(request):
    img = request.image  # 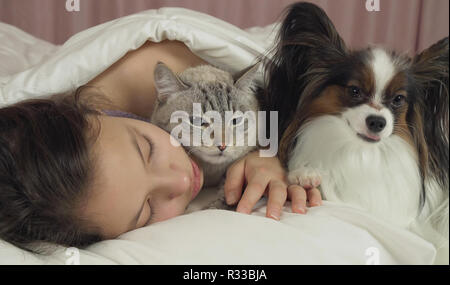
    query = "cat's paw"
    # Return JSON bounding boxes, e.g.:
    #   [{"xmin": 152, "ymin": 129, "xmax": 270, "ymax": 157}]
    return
[
  {"xmin": 287, "ymin": 166, "xmax": 322, "ymax": 190},
  {"xmin": 204, "ymin": 196, "xmax": 236, "ymax": 211}
]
